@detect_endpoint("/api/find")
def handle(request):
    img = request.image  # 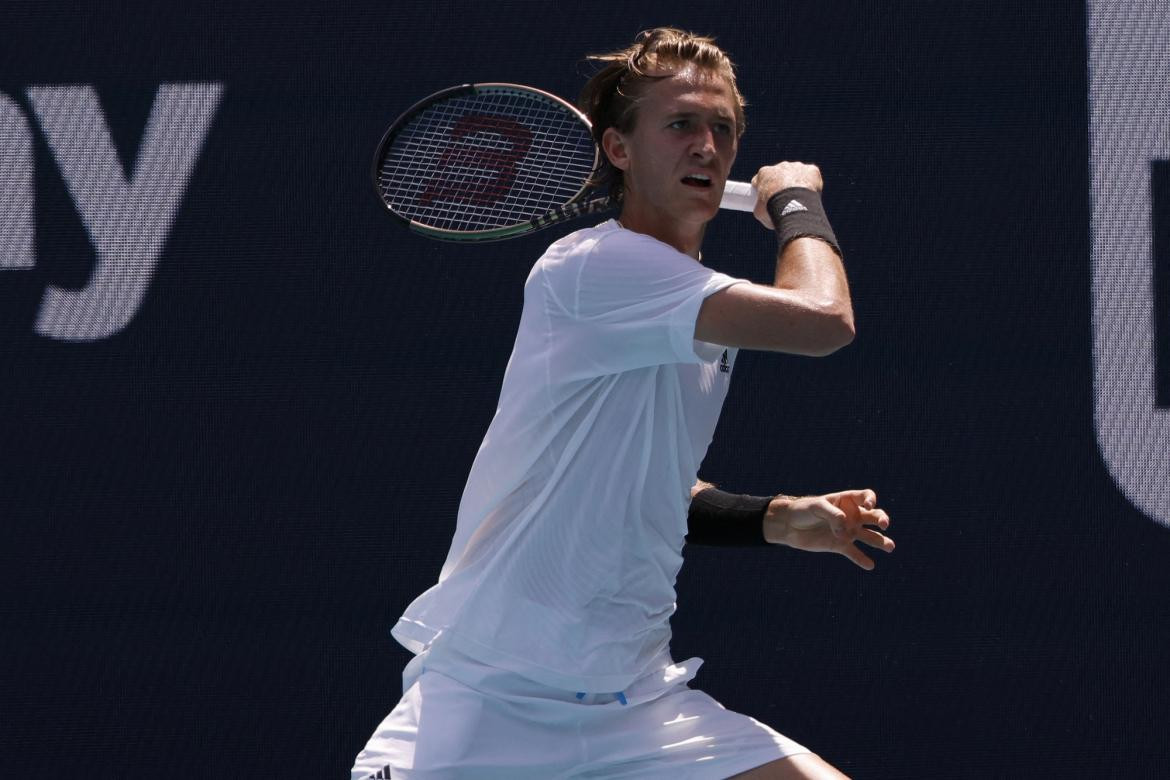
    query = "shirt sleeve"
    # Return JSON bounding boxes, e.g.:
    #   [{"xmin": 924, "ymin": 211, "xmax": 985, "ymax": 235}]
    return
[{"xmin": 541, "ymin": 227, "xmax": 749, "ymax": 378}]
